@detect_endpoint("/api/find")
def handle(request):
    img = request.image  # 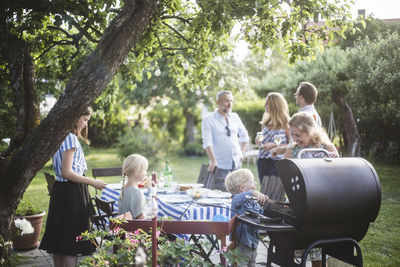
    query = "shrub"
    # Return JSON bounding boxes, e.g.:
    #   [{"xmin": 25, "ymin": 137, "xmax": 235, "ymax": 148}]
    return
[
  {"xmin": 15, "ymin": 200, "xmax": 43, "ymax": 216},
  {"xmin": 234, "ymin": 99, "xmax": 265, "ymax": 142},
  {"xmin": 183, "ymin": 142, "xmax": 205, "ymax": 156},
  {"xmin": 116, "ymin": 127, "xmax": 164, "ymax": 171}
]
